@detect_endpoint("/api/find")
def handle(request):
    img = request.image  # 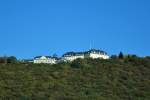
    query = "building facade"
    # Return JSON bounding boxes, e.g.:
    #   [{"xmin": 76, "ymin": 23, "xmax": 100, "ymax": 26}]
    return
[
  {"xmin": 62, "ymin": 52, "xmax": 84, "ymax": 62},
  {"xmin": 33, "ymin": 56, "xmax": 57, "ymax": 64},
  {"xmin": 62, "ymin": 49, "xmax": 109, "ymax": 62},
  {"xmin": 84, "ymin": 49, "xmax": 109, "ymax": 59}
]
